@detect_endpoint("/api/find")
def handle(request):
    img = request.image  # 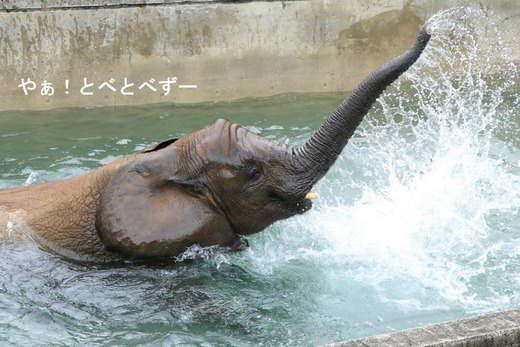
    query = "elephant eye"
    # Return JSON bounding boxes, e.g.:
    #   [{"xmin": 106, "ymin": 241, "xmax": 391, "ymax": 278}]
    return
[{"xmin": 247, "ymin": 168, "xmax": 263, "ymax": 182}]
